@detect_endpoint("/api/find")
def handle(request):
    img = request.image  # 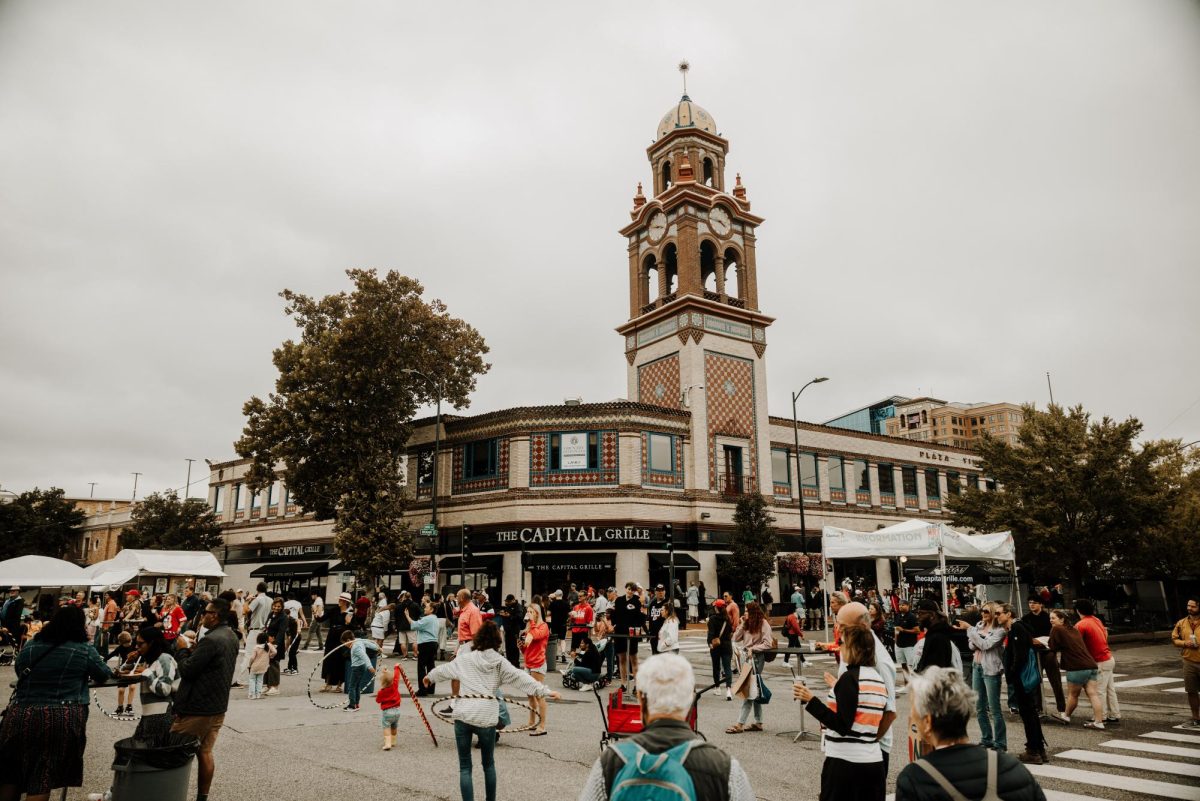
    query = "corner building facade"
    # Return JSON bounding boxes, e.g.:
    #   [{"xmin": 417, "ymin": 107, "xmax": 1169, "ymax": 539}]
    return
[{"xmin": 208, "ymin": 92, "xmax": 991, "ymax": 602}]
